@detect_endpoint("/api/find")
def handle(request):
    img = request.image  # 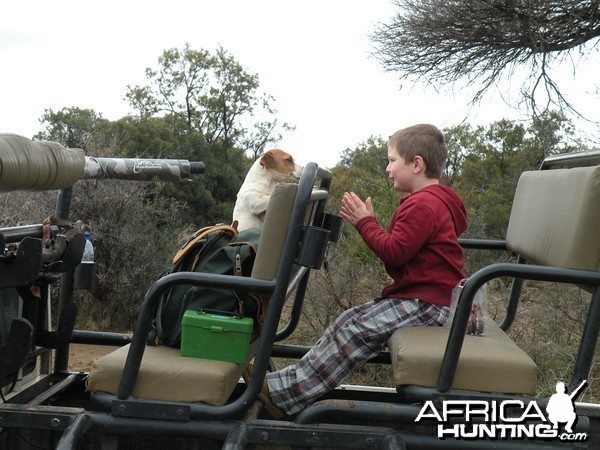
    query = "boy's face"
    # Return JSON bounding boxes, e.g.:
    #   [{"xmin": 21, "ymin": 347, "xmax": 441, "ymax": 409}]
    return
[{"xmin": 386, "ymin": 146, "xmax": 414, "ymax": 192}]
